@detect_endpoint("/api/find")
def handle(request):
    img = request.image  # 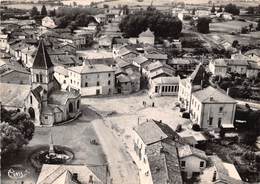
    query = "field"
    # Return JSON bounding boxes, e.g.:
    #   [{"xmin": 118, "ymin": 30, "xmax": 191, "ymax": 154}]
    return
[{"xmin": 210, "ymin": 21, "xmax": 253, "ymax": 34}]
